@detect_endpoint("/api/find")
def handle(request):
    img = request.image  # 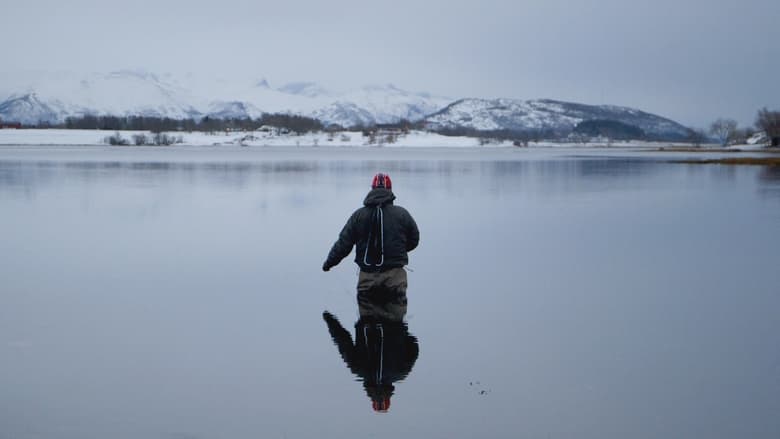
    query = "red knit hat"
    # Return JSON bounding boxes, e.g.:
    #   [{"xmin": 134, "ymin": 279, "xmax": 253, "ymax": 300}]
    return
[{"xmin": 371, "ymin": 173, "xmax": 392, "ymax": 190}]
